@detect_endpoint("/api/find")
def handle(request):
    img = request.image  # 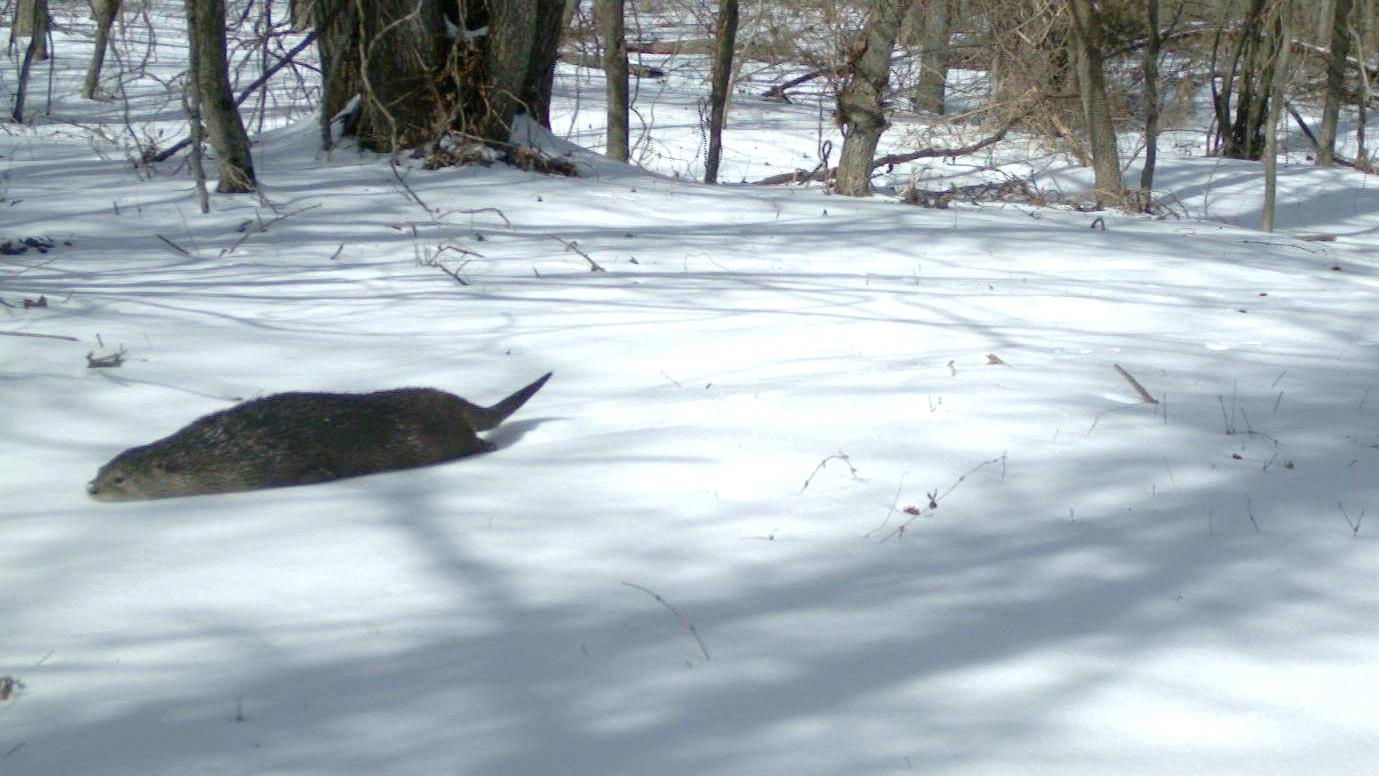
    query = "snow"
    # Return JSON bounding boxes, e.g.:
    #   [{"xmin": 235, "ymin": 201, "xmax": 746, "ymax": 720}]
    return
[{"xmin": 3, "ymin": 7, "xmax": 1379, "ymax": 776}]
